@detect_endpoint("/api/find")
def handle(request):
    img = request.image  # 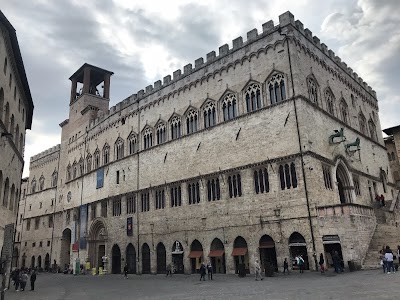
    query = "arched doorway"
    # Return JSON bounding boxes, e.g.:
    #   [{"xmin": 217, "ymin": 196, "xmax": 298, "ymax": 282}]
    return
[
  {"xmin": 209, "ymin": 238, "xmax": 226, "ymax": 273},
  {"xmin": 61, "ymin": 228, "xmax": 72, "ymax": 269},
  {"xmin": 289, "ymin": 232, "xmax": 309, "ymax": 270},
  {"xmin": 171, "ymin": 241, "xmax": 184, "ymax": 274},
  {"xmin": 38, "ymin": 255, "xmax": 42, "ymax": 270},
  {"xmin": 336, "ymin": 163, "xmax": 352, "ymax": 204},
  {"xmin": 156, "ymin": 243, "xmax": 166, "ymax": 274},
  {"xmin": 88, "ymin": 220, "xmax": 107, "ymax": 273},
  {"xmin": 31, "ymin": 256, "xmax": 35, "ymax": 269},
  {"xmin": 45, "ymin": 253, "xmax": 50, "ymax": 272},
  {"xmin": 259, "ymin": 235, "xmax": 278, "ymax": 272},
  {"xmin": 232, "ymin": 236, "xmax": 249, "ymax": 274},
  {"xmin": 12, "ymin": 247, "xmax": 19, "ymax": 268},
  {"xmin": 142, "ymin": 243, "xmax": 151, "ymax": 274},
  {"xmin": 112, "ymin": 244, "xmax": 121, "ymax": 274},
  {"xmin": 189, "ymin": 240, "xmax": 204, "ymax": 273},
  {"xmin": 22, "ymin": 253, "xmax": 26, "ymax": 268},
  {"xmin": 126, "ymin": 243, "xmax": 136, "ymax": 274}
]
